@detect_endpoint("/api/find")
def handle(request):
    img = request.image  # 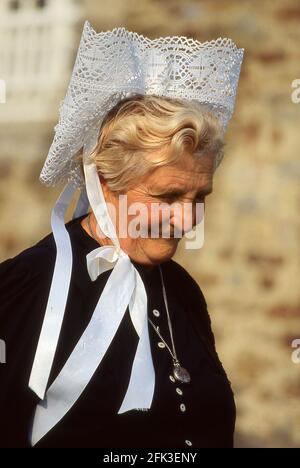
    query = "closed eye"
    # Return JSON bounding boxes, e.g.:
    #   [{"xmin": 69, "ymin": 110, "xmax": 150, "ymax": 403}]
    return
[
  {"xmin": 154, "ymin": 193, "xmax": 207, "ymax": 203},
  {"xmin": 150, "ymin": 185, "xmax": 212, "ymax": 203},
  {"xmin": 153, "ymin": 193, "xmax": 182, "ymax": 203}
]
